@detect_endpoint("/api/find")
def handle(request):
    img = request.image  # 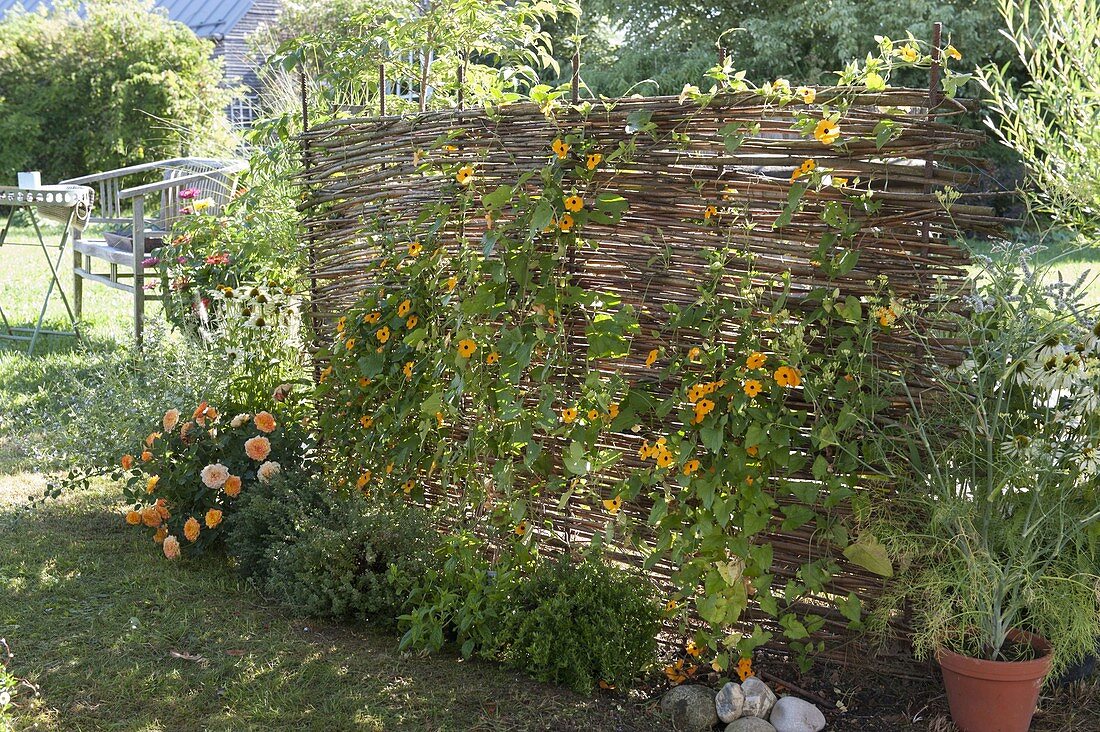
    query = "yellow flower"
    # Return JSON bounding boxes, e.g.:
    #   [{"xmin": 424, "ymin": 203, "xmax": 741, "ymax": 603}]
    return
[
  {"xmin": 558, "ymin": 214, "xmax": 575, "ymax": 232},
  {"xmin": 602, "ymin": 496, "xmax": 622, "ymax": 514},
  {"xmin": 774, "ymin": 365, "xmax": 802, "ymax": 388},
  {"xmin": 791, "ymin": 159, "xmax": 817, "ymax": 182},
  {"xmin": 683, "ymin": 459, "xmax": 700, "ymax": 475},
  {"xmin": 737, "ymin": 657, "xmax": 754, "ymax": 681},
  {"xmin": 357, "ymin": 472, "xmax": 371, "ymax": 490},
  {"xmin": 686, "ymin": 640, "xmax": 701, "ymax": 658},
  {"xmin": 360, "ymin": 415, "xmax": 374, "ymax": 429},
  {"xmin": 608, "ymin": 403, "xmax": 620, "ymax": 419},
  {"xmin": 586, "ymin": 153, "xmax": 602, "ymax": 170},
  {"xmin": 514, "ymin": 520, "xmax": 529, "ymax": 535},
  {"xmin": 456, "ymin": 165, "xmax": 475, "ymax": 185},
  {"xmin": 743, "ymin": 379, "xmax": 763, "ymax": 397},
  {"xmin": 146, "ymin": 475, "xmax": 160, "ymax": 494},
  {"xmin": 406, "ymin": 314, "xmax": 419, "ymax": 329},
  {"xmin": 655, "ymin": 448, "xmax": 674, "ymax": 468},
  {"xmin": 944, "ymin": 45, "xmax": 962, "ymax": 61},
  {"xmin": 747, "ymin": 351, "xmax": 767, "ymax": 370},
  {"xmin": 364, "ymin": 311, "xmax": 380, "ymax": 324},
  {"xmin": 403, "ymin": 361, "xmax": 413, "ymax": 379},
  {"xmin": 408, "ymin": 241, "xmax": 423, "ymax": 257},
  {"xmin": 457, "ymin": 338, "xmax": 477, "ymax": 358},
  {"xmin": 398, "ymin": 299, "xmax": 412, "ymax": 317},
  {"xmin": 446, "ymin": 276, "xmax": 458, "ymax": 291},
  {"xmin": 814, "ymin": 119, "xmax": 841, "ymax": 145},
  {"xmin": 552, "ymin": 138, "xmax": 570, "ymax": 159},
  {"xmin": 125, "ymin": 510, "xmax": 141, "ymax": 526},
  {"xmin": 587, "ymin": 408, "xmax": 599, "ymax": 421},
  {"xmin": 694, "ymin": 398, "xmax": 715, "ymax": 418},
  {"xmin": 832, "ymin": 176, "xmax": 849, "ymax": 187},
  {"xmin": 385, "ymin": 462, "xmax": 394, "ymax": 474},
  {"xmin": 376, "ymin": 326, "xmax": 391, "ymax": 344},
  {"xmin": 345, "ymin": 338, "xmax": 356, "ymax": 352},
  {"xmin": 898, "ymin": 44, "xmax": 919, "ymax": 63},
  {"xmin": 876, "ymin": 306, "xmax": 898, "ymax": 327},
  {"xmin": 564, "ymin": 195, "xmax": 584, "ymax": 213},
  {"xmin": 797, "ymin": 86, "xmax": 816, "ymax": 104},
  {"xmin": 703, "ymin": 205, "xmax": 718, "ymax": 220},
  {"xmin": 645, "ymin": 348, "xmax": 659, "ymax": 367},
  {"xmin": 561, "ymin": 407, "xmax": 578, "ymax": 424},
  {"xmin": 337, "ymin": 316, "xmax": 347, "ymax": 333},
  {"xmin": 486, "ymin": 351, "xmax": 499, "ymax": 365},
  {"xmin": 403, "ymin": 479, "xmax": 415, "ymax": 494},
  {"xmin": 205, "ymin": 509, "xmax": 223, "ymax": 529},
  {"xmin": 688, "ymin": 346, "xmax": 701, "ymax": 362},
  {"xmin": 184, "ymin": 517, "xmax": 201, "ymax": 542}
]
